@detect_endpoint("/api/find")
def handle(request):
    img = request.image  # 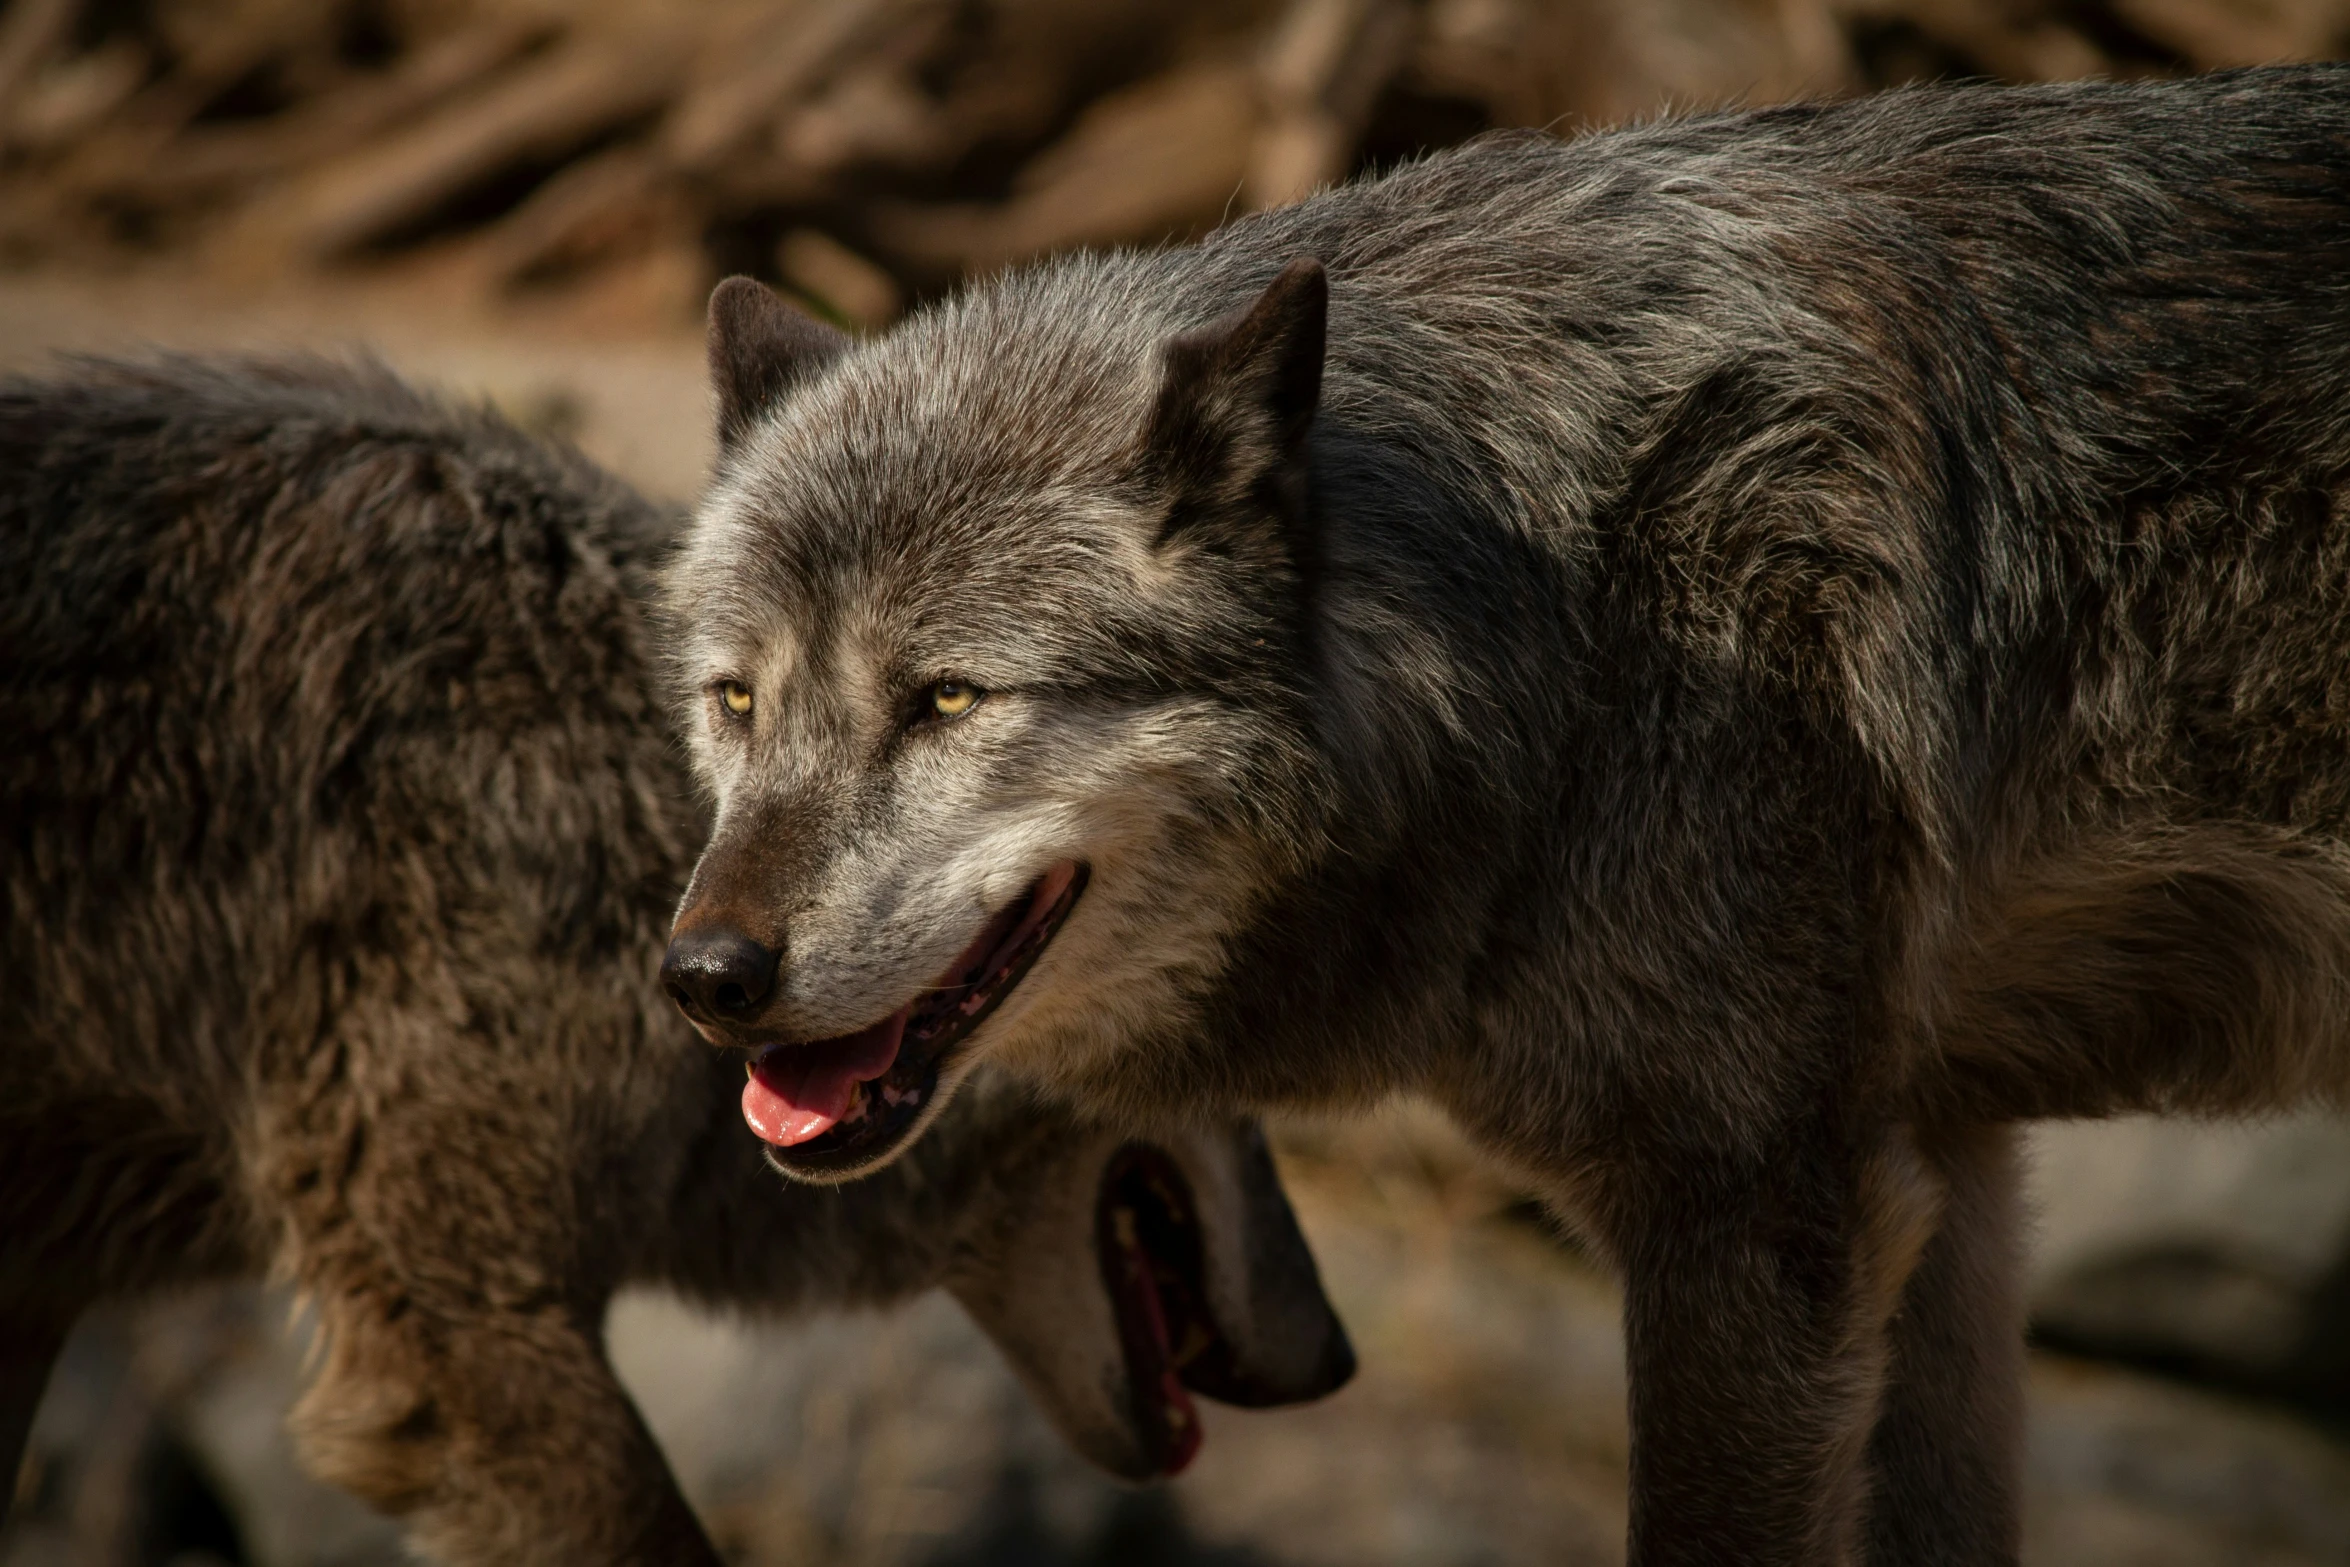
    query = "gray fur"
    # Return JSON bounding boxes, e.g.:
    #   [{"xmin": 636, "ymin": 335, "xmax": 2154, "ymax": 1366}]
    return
[
  {"xmin": 666, "ymin": 66, "xmax": 2350, "ymax": 1565},
  {"xmin": 0, "ymin": 356, "xmax": 1349, "ymax": 1564}
]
